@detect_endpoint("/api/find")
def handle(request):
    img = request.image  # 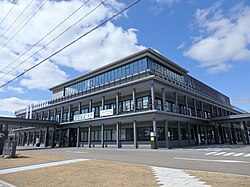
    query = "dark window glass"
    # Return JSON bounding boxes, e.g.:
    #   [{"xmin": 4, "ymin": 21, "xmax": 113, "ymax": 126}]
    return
[
  {"xmin": 157, "ymin": 127, "xmax": 165, "ymax": 140},
  {"xmin": 137, "ymin": 127, "xmax": 152, "ymax": 141},
  {"xmin": 170, "ymin": 128, "xmax": 178, "ymax": 140}
]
